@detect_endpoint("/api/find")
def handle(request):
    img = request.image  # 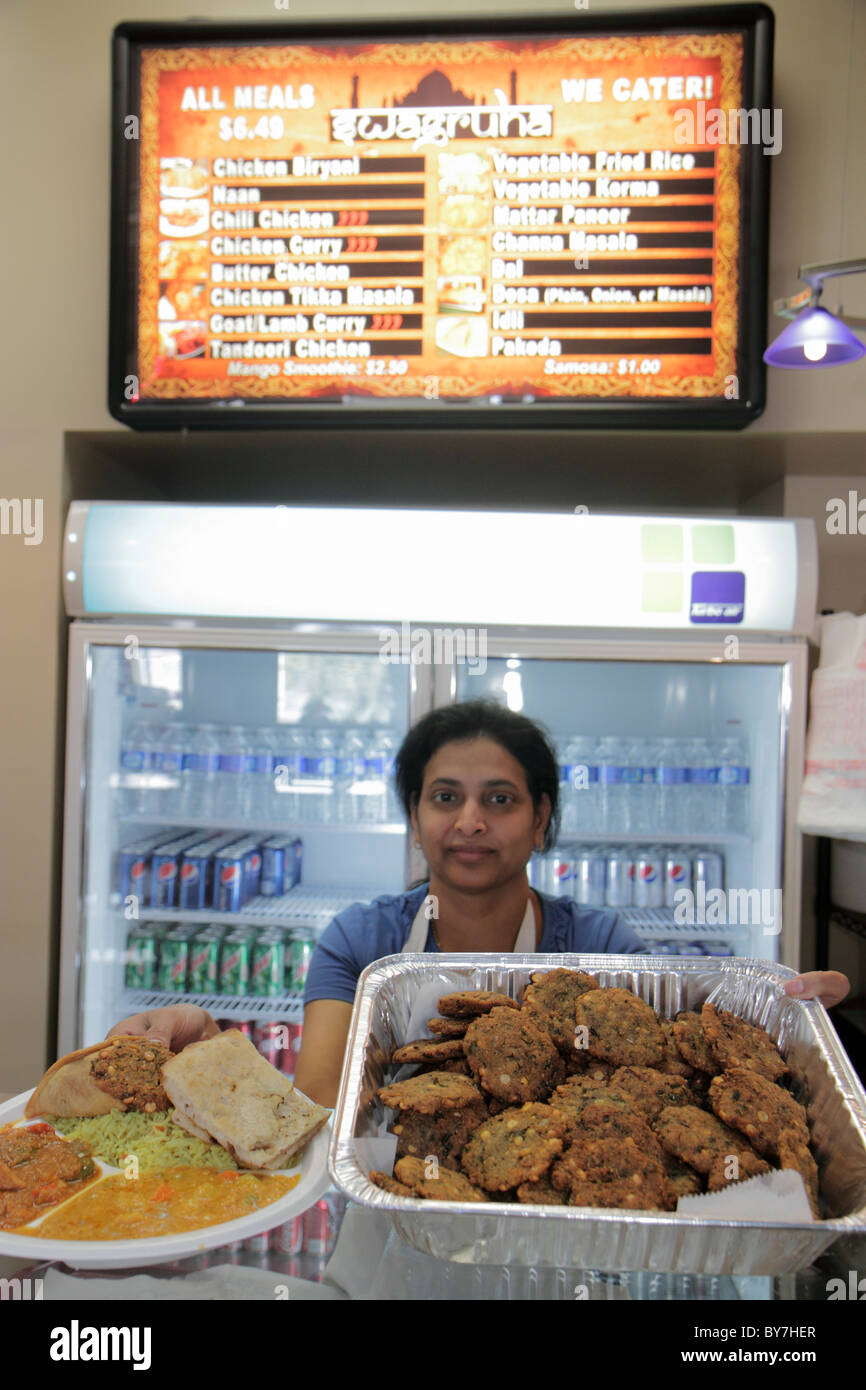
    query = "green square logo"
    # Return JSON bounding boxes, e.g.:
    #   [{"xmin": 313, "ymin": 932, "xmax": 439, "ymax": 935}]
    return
[
  {"xmin": 641, "ymin": 524, "xmax": 684, "ymax": 564},
  {"xmin": 692, "ymin": 524, "xmax": 735, "ymax": 564},
  {"xmin": 642, "ymin": 571, "xmax": 683, "ymax": 612}
]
